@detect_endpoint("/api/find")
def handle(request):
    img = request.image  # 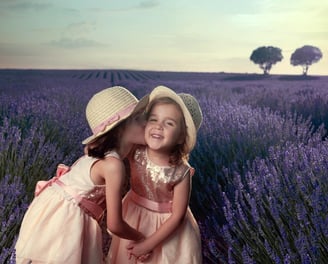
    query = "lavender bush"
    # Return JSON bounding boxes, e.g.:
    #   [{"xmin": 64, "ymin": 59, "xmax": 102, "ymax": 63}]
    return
[
  {"xmin": 189, "ymin": 97, "xmax": 319, "ymax": 215},
  {"xmin": 233, "ymin": 79, "xmax": 328, "ymax": 136},
  {"xmin": 222, "ymin": 140, "xmax": 328, "ymax": 263},
  {"xmin": 1, "ymin": 70, "xmax": 328, "ymax": 263},
  {"xmin": 187, "ymin": 95, "xmax": 326, "ymax": 263},
  {"xmin": 0, "ymin": 118, "xmax": 67, "ymax": 195},
  {"xmin": 0, "ymin": 174, "xmax": 28, "ymax": 263}
]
